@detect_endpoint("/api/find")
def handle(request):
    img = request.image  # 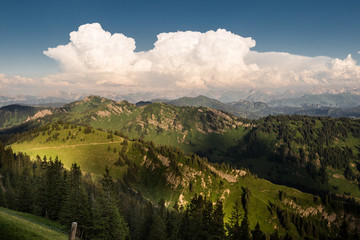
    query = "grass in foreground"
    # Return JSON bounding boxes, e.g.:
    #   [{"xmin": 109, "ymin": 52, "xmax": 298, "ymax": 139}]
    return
[{"xmin": 0, "ymin": 207, "xmax": 67, "ymax": 240}]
